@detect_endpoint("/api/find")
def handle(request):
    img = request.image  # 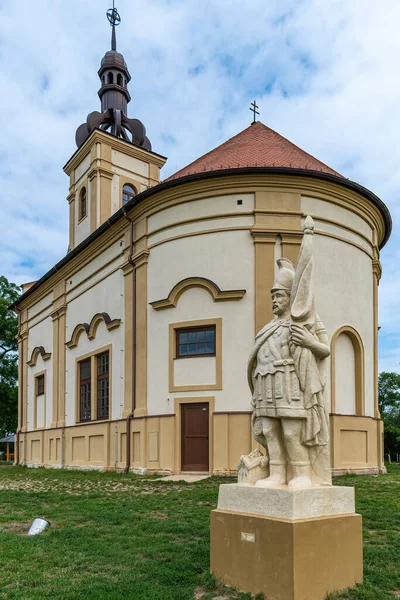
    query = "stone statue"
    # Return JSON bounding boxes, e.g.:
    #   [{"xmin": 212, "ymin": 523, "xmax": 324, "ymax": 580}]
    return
[{"xmin": 247, "ymin": 216, "xmax": 331, "ymax": 488}]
